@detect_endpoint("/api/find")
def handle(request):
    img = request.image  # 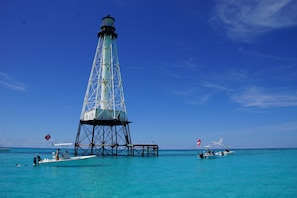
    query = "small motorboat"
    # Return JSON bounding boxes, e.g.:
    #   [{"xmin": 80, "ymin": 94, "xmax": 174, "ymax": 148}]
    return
[
  {"xmin": 215, "ymin": 149, "xmax": 235, "ymax": 156},
  {"xmin": 198, "ymin": 146, "xmax": 217, "ymax": 159},
  {"xmin": 33, "ymin": 143, "xmax": 96, "ymax": 166},
  {"xmin": 0, "ymin": 145, "xmax": 9, "ymax": 151}
]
